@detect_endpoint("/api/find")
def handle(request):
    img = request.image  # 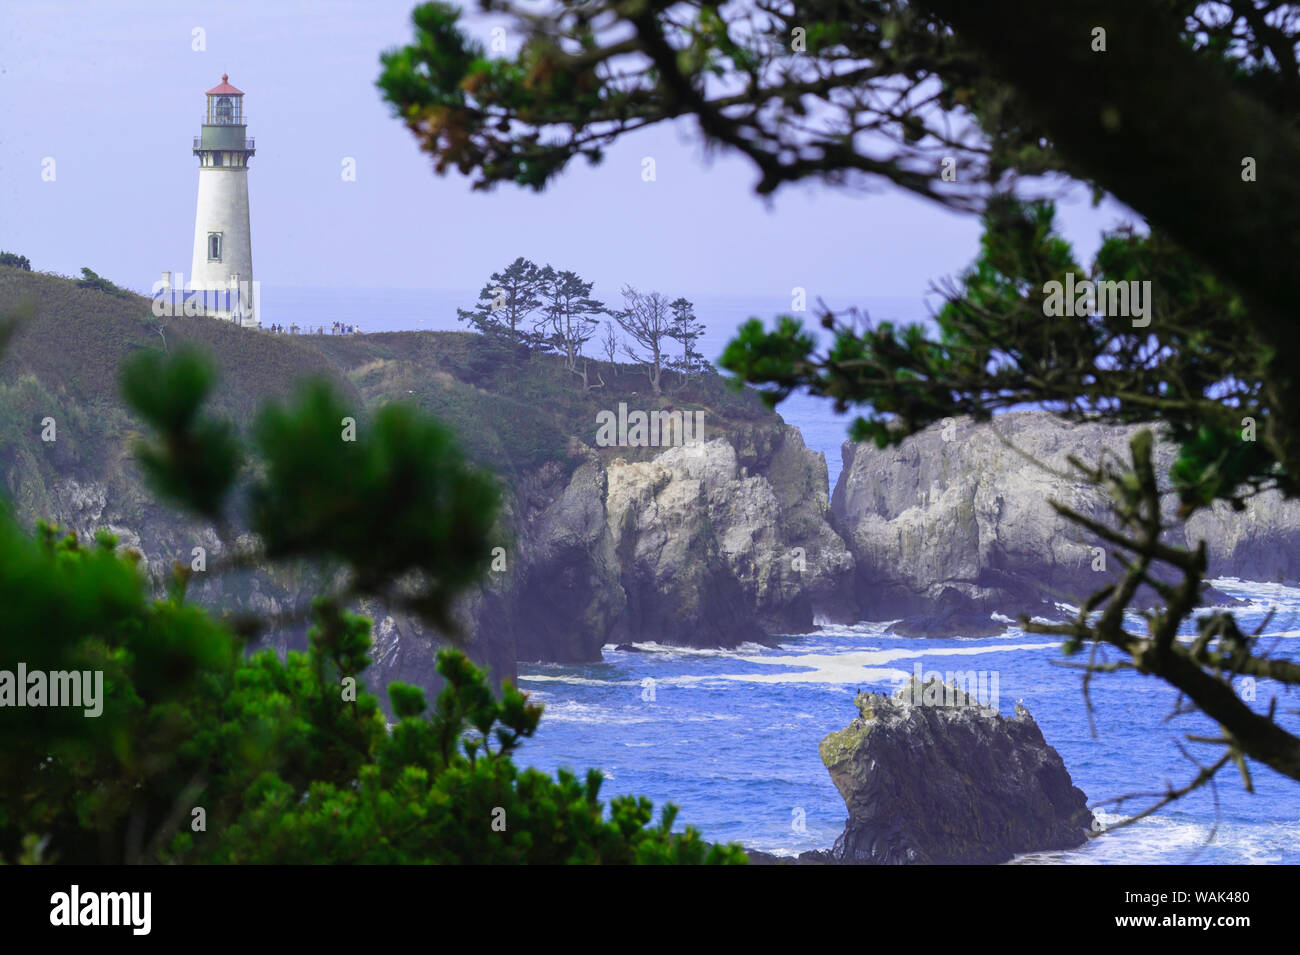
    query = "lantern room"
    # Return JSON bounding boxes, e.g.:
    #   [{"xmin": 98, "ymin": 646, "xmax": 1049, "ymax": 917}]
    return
[{"xmin": 205, "ymin": 74, "xmax": 244, "ymax": 125}]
